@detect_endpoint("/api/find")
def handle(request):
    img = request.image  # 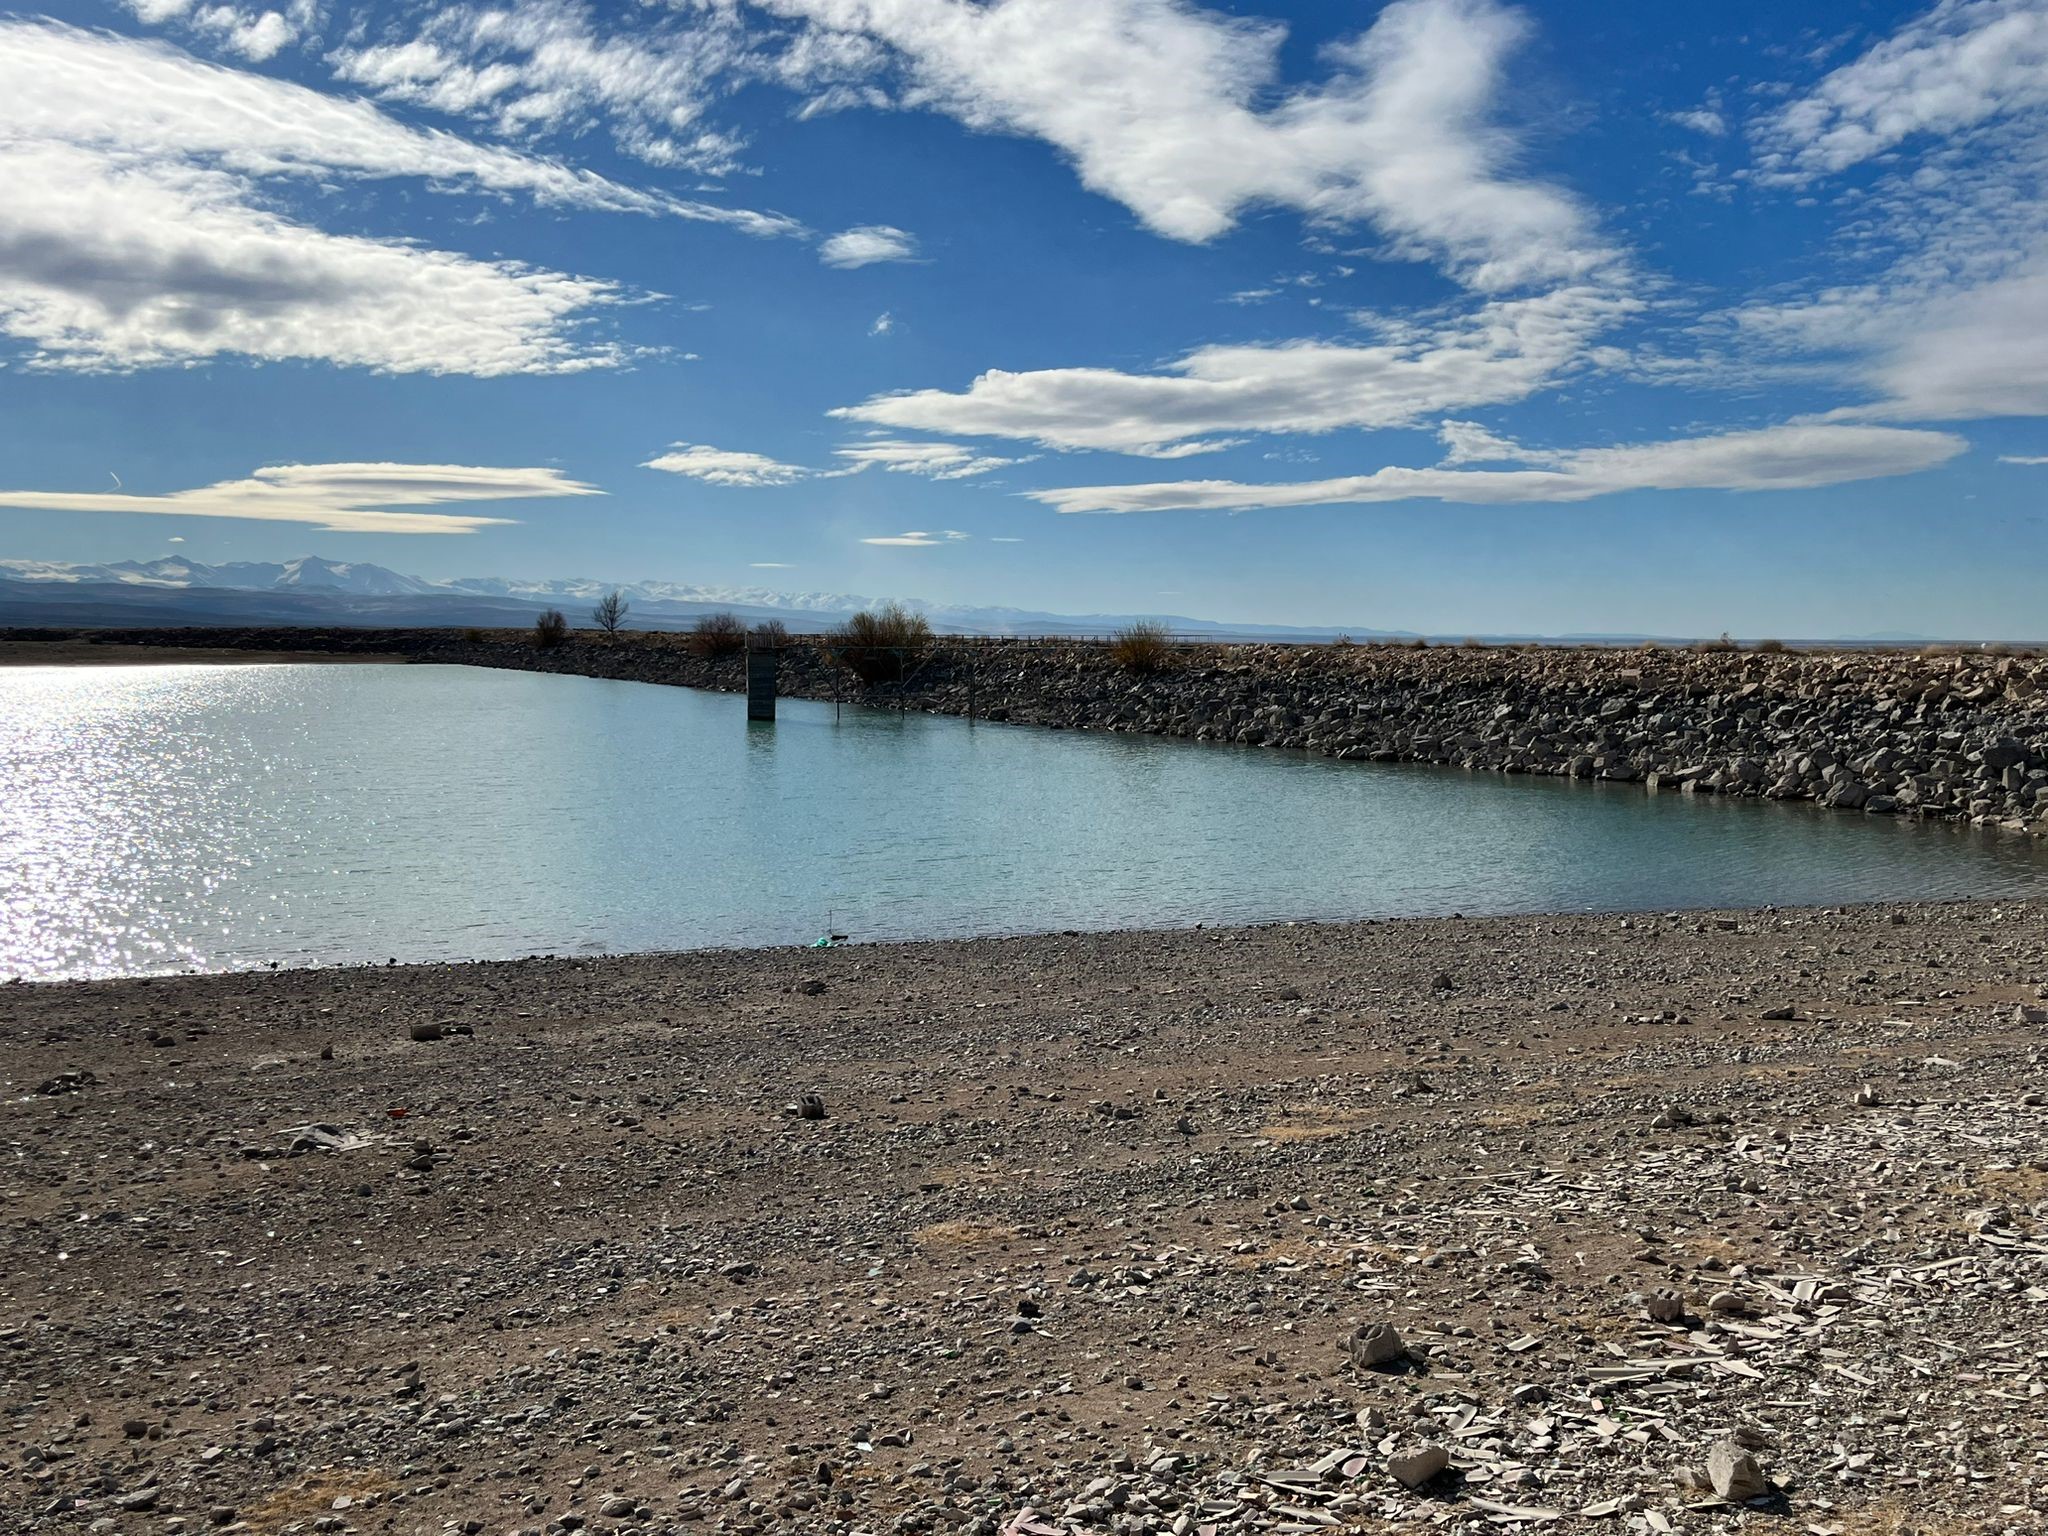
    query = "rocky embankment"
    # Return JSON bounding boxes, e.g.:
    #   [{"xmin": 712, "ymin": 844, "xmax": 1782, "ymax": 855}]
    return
[{"xmin": 14, "ymin": 626, "xmax": 2048, "ymax": 835}]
